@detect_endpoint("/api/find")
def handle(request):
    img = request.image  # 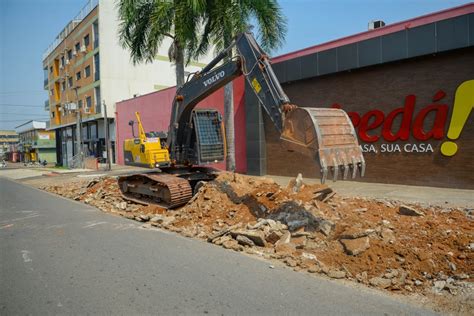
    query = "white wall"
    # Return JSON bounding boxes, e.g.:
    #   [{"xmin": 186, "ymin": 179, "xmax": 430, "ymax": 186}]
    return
[{"xmin": 98, "ymin": 0, "xmax": 215, "ymax": 118}]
